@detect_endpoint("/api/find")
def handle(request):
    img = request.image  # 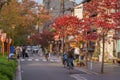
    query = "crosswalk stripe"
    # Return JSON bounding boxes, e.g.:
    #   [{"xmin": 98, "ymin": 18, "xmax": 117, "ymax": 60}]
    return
[
  {"xmin": 28, "ymin": 59, "xmax": 32, "ymax": 61},
  {"xmin": 35, "ymin": 59, "xmax": 39, "ymax": 61},
  {"xmin": 20, "ymin": 58, "xmax": 61, "ymax": 62},
  {"xmin": 20, "ymin": 59, "xmax": 26, "ymax": 61}
]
